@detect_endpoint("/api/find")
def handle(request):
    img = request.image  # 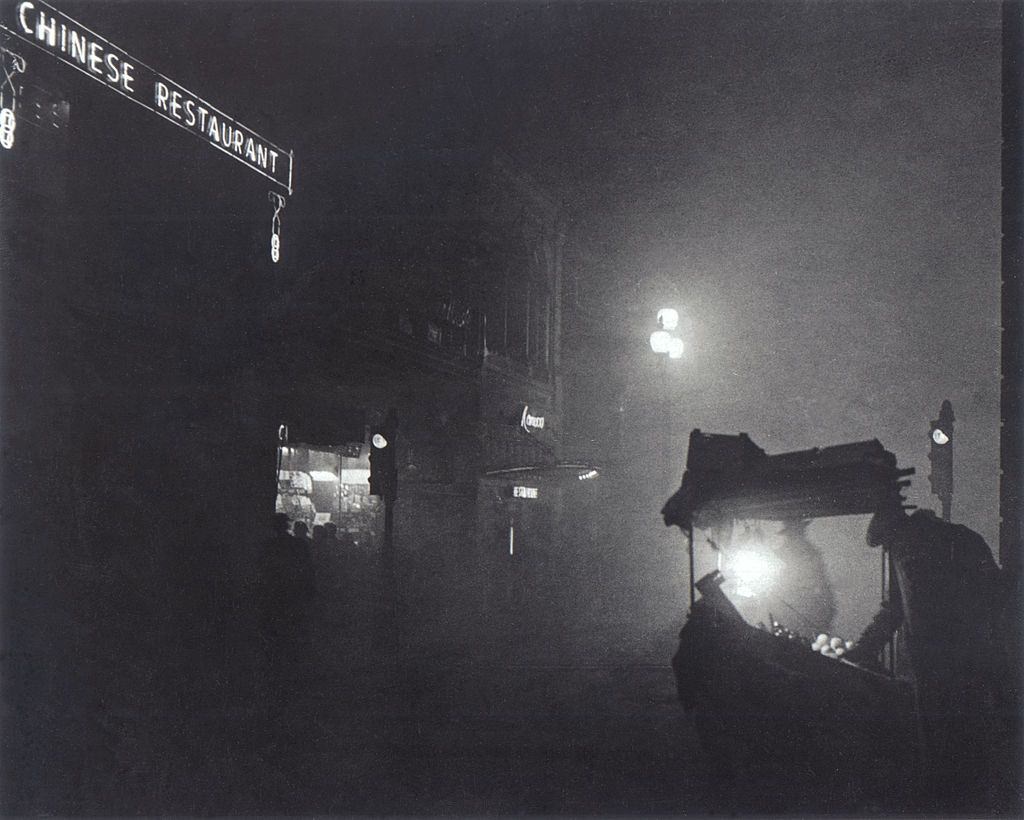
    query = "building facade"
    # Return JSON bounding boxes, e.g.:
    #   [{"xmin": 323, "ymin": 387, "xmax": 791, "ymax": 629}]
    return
[
  {"xmin": 275, "ymin": 154, "xmax": 567, "ymax": 647},
  {"xmin": 0, "ymin": 34, "xmax": 570, "ymax": 806}
]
